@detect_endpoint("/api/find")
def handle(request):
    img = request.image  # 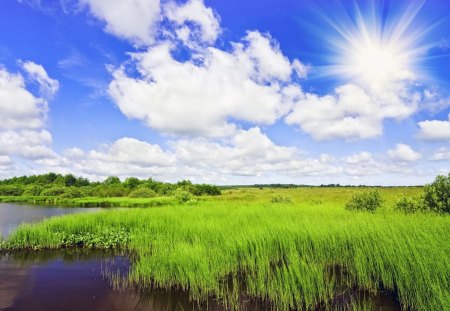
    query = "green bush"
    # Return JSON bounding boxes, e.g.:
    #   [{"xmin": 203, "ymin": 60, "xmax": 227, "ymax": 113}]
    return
[
  {"xmin": 423, "ymin": 173, "xmax": 450, "ymax": 214},
  {"xmin": 394, "ymin": 196, "xmax": 426, "ymax": 213},
  {"xmin": 345, "ymin": 189, "xmax": 383, "ymax": 212},
  {"xmin": 60, "ymin": 187, "xmax": 84, "ymax": 198},
  {"xmin": 173, "ymin": 188, "xmax": 194, "ymax": 203},
  {"xmin": 22, "ymin": 185, "xmax": 44, "ymax": 196},
  {"xmin": 40, "ymin": 186, "xmax": 67, "ymax": 197},
  {"xmin": 128, "ymin": 187, "xmax": 157, "ymax": 198},
  {"xmin": 0, "ymin": 185, "xmax": 24, "ymax": 196}
]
